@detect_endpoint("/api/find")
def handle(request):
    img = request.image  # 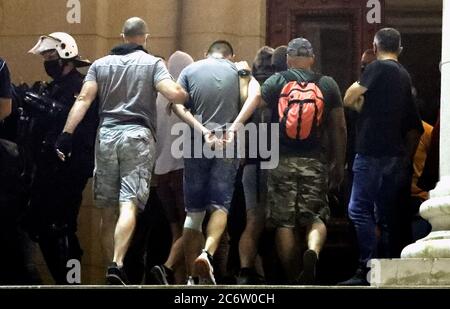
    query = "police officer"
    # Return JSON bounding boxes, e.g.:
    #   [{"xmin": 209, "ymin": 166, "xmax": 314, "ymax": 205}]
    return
[{"xmin": 25, "ymin": 32, "xmax": 98, "ymax": 284}]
